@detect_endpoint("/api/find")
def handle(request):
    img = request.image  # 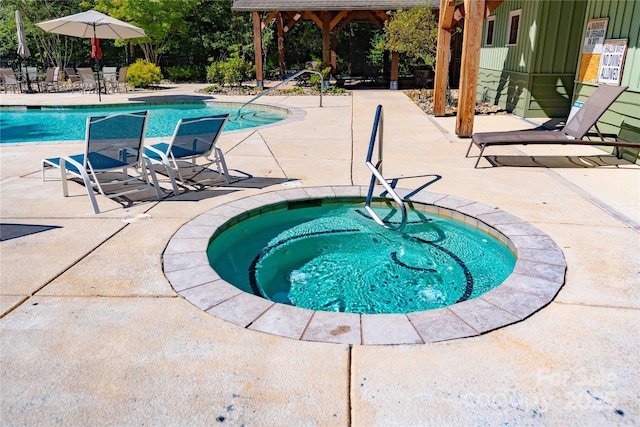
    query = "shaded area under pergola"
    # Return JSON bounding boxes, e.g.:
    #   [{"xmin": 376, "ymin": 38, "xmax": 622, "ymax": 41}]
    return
[{"xmin": 232, "ymin": 0, "xmax": 504, "ymax": 136}]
